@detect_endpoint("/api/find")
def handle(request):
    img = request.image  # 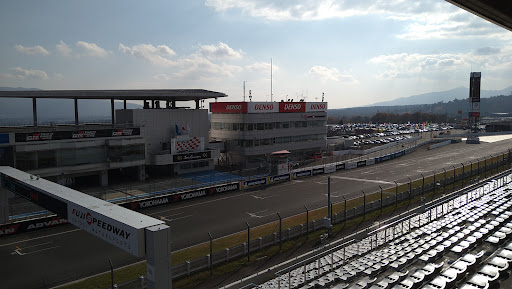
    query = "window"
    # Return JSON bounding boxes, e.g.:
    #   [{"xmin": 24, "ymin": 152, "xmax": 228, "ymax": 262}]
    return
[{"xmin": 257, "ymin": 123, "xmax": 265, "ymax": 130}]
